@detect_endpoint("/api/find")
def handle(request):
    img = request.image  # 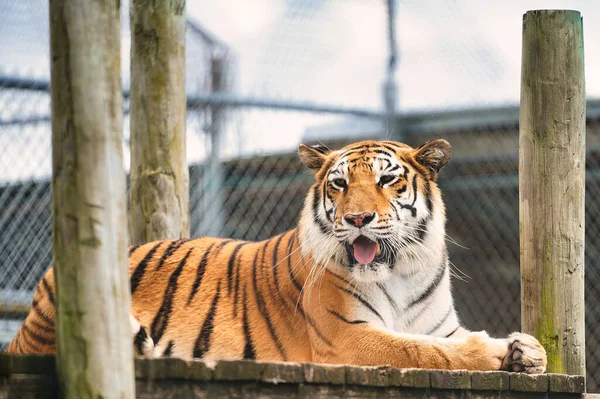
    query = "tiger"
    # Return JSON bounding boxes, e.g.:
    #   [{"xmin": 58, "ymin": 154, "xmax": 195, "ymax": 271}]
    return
[{"xmin": 7, "ymin": 139, "xmax": 547, "ymax": 373}]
